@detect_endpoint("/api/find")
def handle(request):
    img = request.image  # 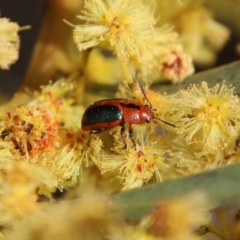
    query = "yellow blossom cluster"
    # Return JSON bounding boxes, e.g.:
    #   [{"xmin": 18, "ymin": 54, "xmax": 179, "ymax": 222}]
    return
[
  {"xmin": 48, "ymin": 129, "xmax": 103, "ymax": 188},
  {"xmin": 72, "ymin": 0, "xmax": 156, "ymax": 62},
  {"xmin": 3, "ymin": 188, "xmax": 122, "ymax": 240},
  {"xmin": 162, "ymin": 81, "xmax": 240, "ymax": 173},
  {"xmin": 171, "ymin": 3, "xmax": 230, "ymax": 66},
  {"xmin": 97, "ymin": 129, "xmax": 175, "ymax": 190},
  {"xmin": 0, "ymin": 157, "xmax": 54, "ymax": 225},
  {"xmin": 173, "ymin": 82, "xmax": 240, "ymax": 158},
  {"xmin": 145, "ymin": 192, "xmax": 209, "ymax": 239},
  {"xmin": 176, "ymin": 82, "xmax": 240, "ymax": 149},
  {"xmin": 102, "ymin": 80, "xmax": 240, "ymax": 187},
  {"xmin": 30, "ymin": 79, "xmax": 84, "ymax": 131},
  {"xmin": 1, "ymin": 104, "xmax": 60, "ymax": 161},
  {"xmin": 68, "ymin": 0, "xmax": 194, "ymax": 86},
  {"xmin": 0, "ymin": 0, "xmax": 238, "ymax": 239},
  {"xmin": 2, "ymin": 188, "xmax": 209, "ymax": 240},
  {"xmin": 0, "ymin": 18, "xmax": 20, "ymax": 70},
  {"xmin": 0, "ymin": 78, "xmax": 103, "ymax": 194}
]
